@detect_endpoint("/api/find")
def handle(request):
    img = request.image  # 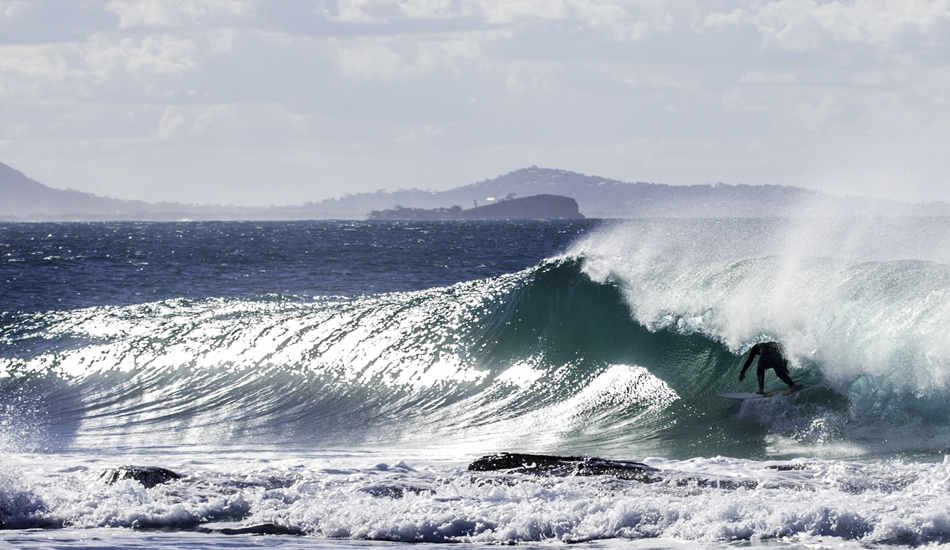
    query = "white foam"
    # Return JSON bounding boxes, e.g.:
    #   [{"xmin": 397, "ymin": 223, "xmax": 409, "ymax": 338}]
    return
[{"xmin": 3, "ymin": 451, "xmax": 950, "ymax": 546}]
